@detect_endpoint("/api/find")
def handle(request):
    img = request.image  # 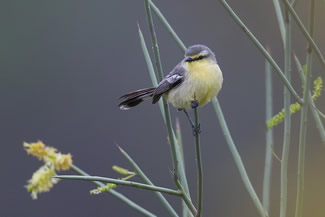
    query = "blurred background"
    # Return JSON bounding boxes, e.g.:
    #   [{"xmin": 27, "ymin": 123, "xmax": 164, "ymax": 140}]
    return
[{"xmin": 1, "ymin": 0, "xmax": 325, "ymax": 216}]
